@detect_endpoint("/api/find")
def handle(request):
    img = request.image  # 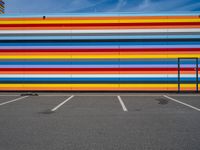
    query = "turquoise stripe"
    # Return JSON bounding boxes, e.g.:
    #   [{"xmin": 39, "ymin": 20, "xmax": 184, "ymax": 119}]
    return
[{"xmin": 1, "ymin": 12, "xmax": 200, "ymax": 18}]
